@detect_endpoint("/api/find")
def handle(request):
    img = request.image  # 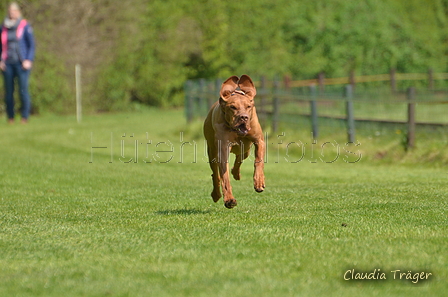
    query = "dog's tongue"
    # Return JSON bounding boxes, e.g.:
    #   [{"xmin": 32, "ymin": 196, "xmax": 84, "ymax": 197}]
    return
[{"xmin": 238, "ymin": 125, "xmax": 250, "ymax": 135}]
